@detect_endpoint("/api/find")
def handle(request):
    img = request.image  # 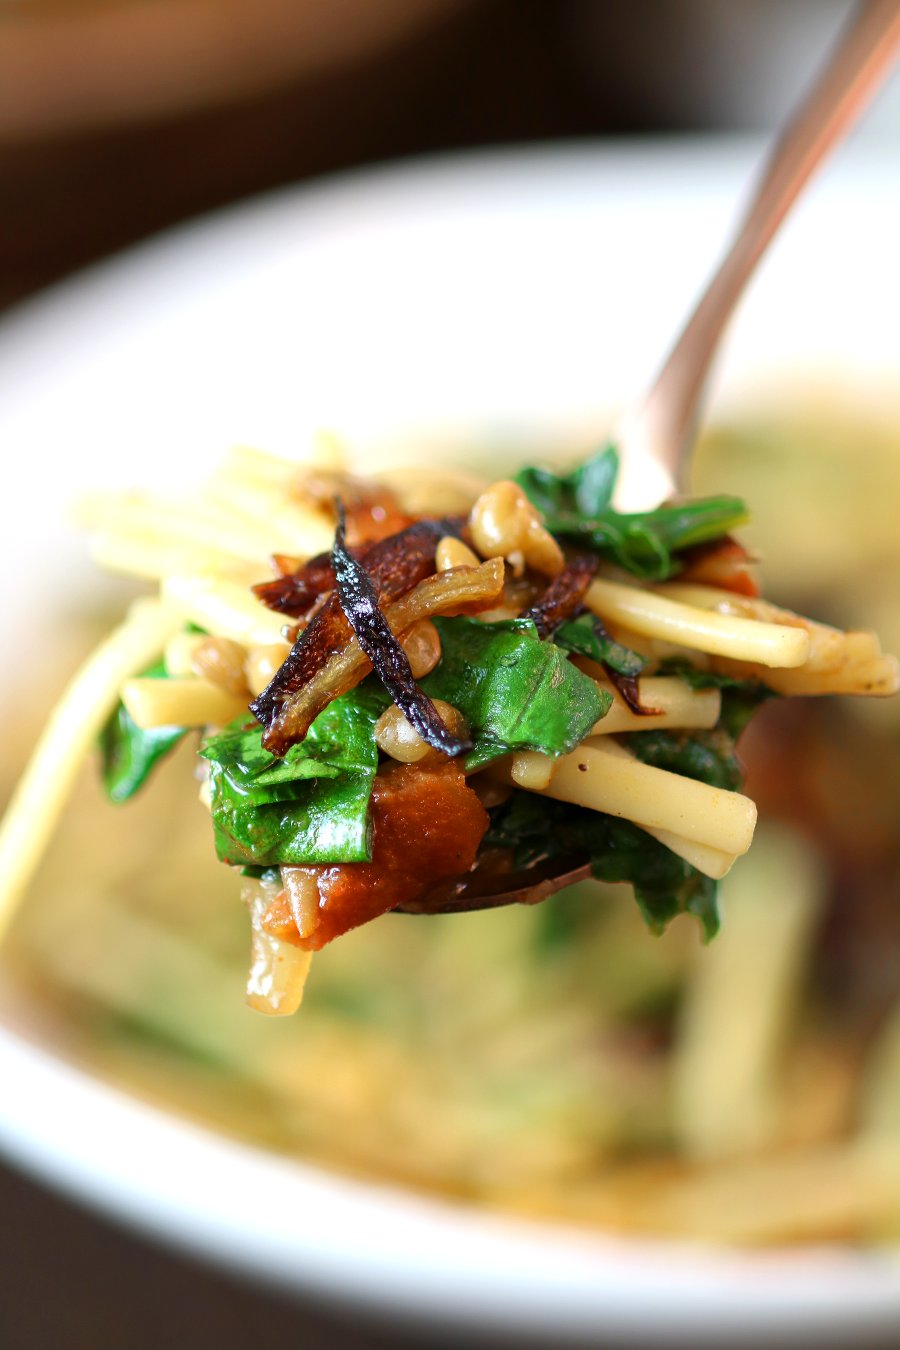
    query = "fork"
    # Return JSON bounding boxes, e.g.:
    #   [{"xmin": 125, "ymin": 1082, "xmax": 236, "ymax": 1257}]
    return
[
  {"xmin": 614, "ymin": 0, "xmax": 900, "ymax": 512},
  {"xmin": 406, "ymin": 0, "xmax": 900, "ymax": 916}
]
